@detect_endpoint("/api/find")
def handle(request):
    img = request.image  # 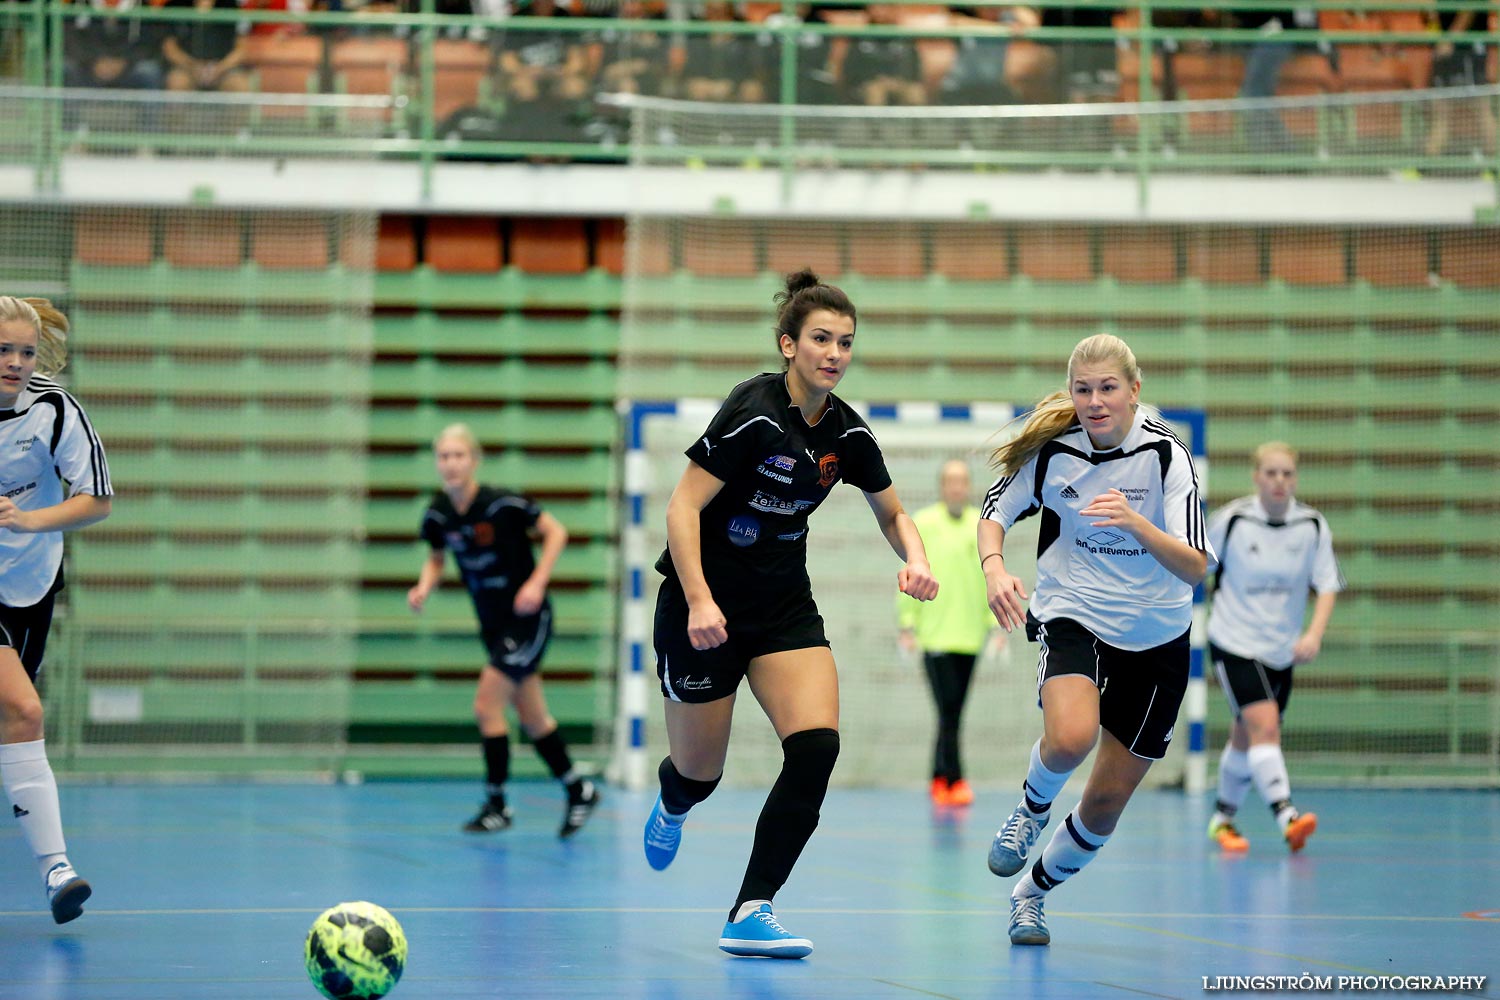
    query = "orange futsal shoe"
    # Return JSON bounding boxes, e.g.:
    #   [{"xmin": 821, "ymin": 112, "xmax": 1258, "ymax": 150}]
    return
[
  {"xmin": 1208, "ymin": 820, "xmax": 1250, "ymax": 853},
  {"xmin": 1284, "ymin": 812, "xmax": 1318, "ymax": 853},
  {"xmin": 929, "ymin": 778, "xmax": 952, "ymax": 806},
  {"xmin": 946, "ymin": 779, "xmax": 975, "ymax": 807}
]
